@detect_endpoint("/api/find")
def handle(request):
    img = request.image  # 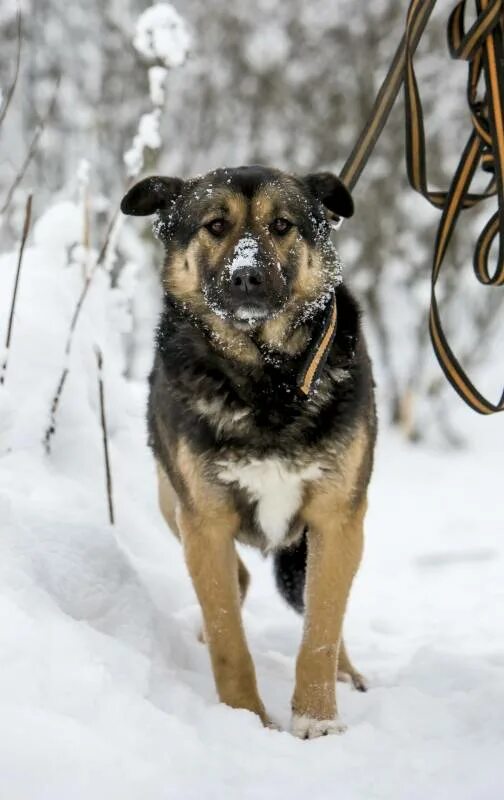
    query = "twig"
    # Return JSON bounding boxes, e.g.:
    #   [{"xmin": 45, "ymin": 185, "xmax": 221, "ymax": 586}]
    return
[
  {"xmin": 42, "ymin": 367, "xmax": 69, "ymax": 452},
  {"xmin": 96, "ymin": 205, "xmax": 122, "ymax": 267},
  {"xmin": 0, "ymin": 76, "xmax": 60, "ymax": 215},
  {"xmin": 0, "ymin": 11, "xmax": 22, "ymax": 128},
  {"xmin": 43, "ymin": 204, "xmax": 122, "ymax": 452},
  {"xmin": 1, "ymin": 194, "xmax": 32, "ymax": 385},
  {"xmin": 95, "ymin": 347, "xmax": 115, "ymax": 525},
  {"xmin": 82, "ymin": 186, "xmax": 91, "ymax": 279}
]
